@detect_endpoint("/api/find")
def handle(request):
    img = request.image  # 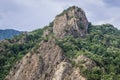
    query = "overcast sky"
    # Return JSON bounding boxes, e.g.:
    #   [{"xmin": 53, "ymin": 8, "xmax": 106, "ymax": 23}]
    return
[{"xmin": 0, "ymin": 0, "xmax": 120, "ymax": 31}]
